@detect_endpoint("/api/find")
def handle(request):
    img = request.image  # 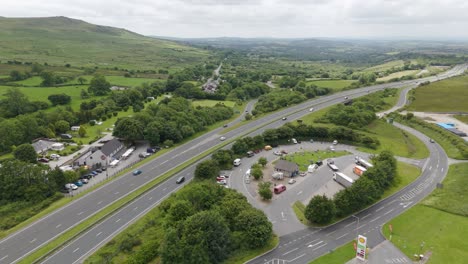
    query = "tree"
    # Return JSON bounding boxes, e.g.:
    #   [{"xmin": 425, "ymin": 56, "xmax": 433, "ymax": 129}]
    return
[
  {"xmin": 48, "ymin": 93, "xmax": 71, "ymax": 106},
  {"xmin": 251, "ymin": 167, "xmax": 263, "ymax": 180},
  {"xmin": 78, "ymin": 126, "xmax": 87, "ymax": 137},
  {"xmin": 234, "ymin": 208, "xmax": 272, "ymax": 249},
  {"xmin": 10, "ymin": 70, "xmax": 26, "ymax": 81},
  {"xmin": 80, "ymin": 89, "xmax": 89, "ymax": 99},
  {"xmin": 258, "ymin": 182, "xmax": 272, "ymax": 200},
  {"xmin": 245, "ymin": 113, "xmax": 252, "ymax": 120},
  {"xmin": 77, "ymin": 77, "xmax": 87, "ymax": 85},
  {"xmin": 168, "ymin": 200, "xmax": 195, "ymax": 223},
  {"xmin": 194, "ymin": 159, "xmax": 219, "ymax": 180},
  {"xmin": 113, "ymin": 117, "xmax": 144, "ymax": 142},
  {"xmin": 13, "ymin": 144, "xmax": 37, "ymax": 163},
  {"xmin": 40, "ymin": 71, "xmax": 56, "ymax": 86},
  {"xmin": 0, "ymin": 88, "xmax": 31, "ymax": 117},
  {"xmin": 144, "ymin": 121, "xmax": 161, "ymax": 146},
  {"xmin": 88, "ymin": 74, "xmax": 111, "ymax": 96},
  {"xmin": 55, "ymin": 120, "xmax": 70, "ymax": 134},
  {"xmin": 212, "ymin": 149, "xmax": 234, "ymax": 170},
  {"xmin": 258, "ymin": 157, "xmax": 267, "ymax": 167},
  {"xmin": 305, "ymin": 195, "xmax": 336, "ymax": 224}
]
